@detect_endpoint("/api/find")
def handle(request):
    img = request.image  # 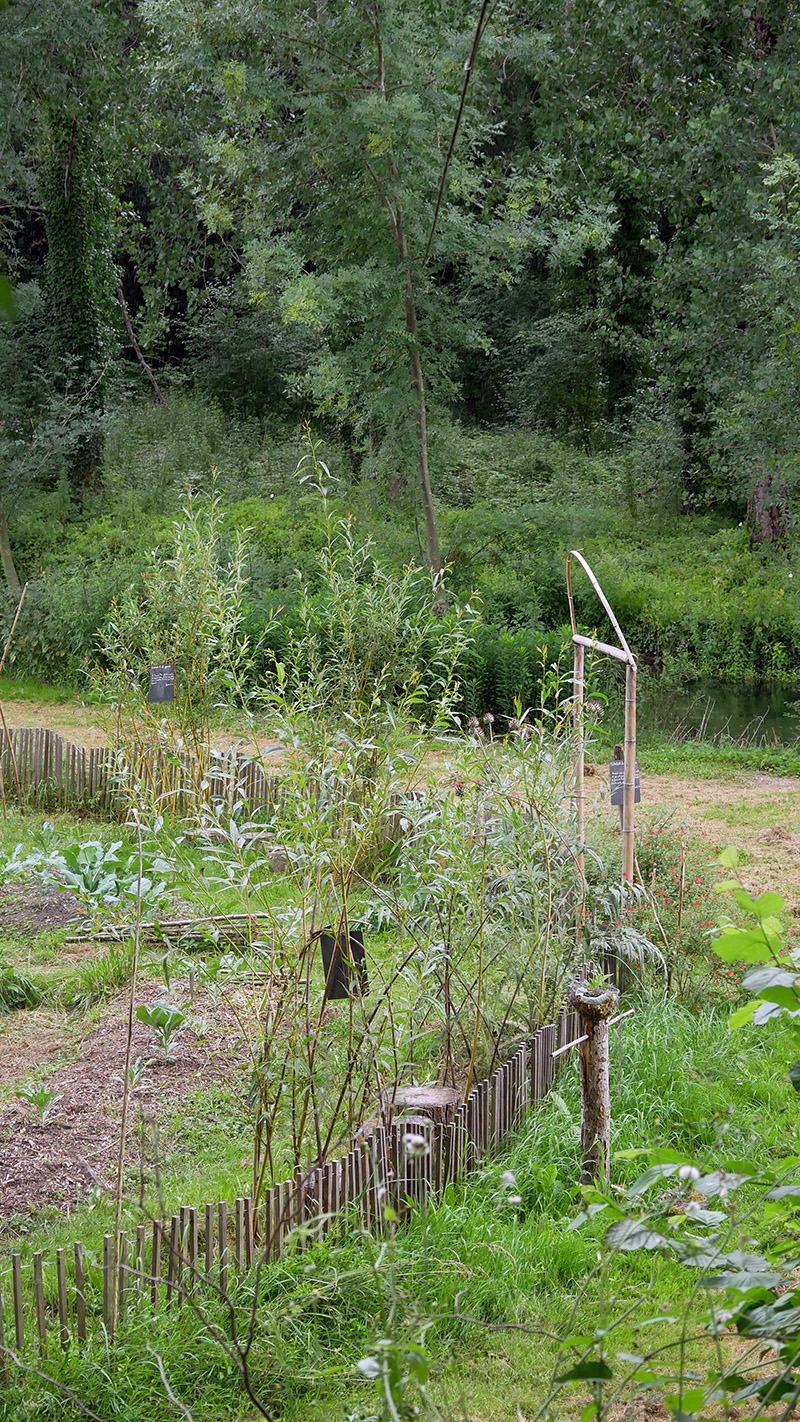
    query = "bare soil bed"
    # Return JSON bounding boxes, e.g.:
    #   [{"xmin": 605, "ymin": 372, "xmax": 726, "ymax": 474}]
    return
[
  {"xmin": 0, "ymin": 880, "xmax": 81, "ymax": 935},
  {"xmin": 0, "ymin": 985, "xmax": 251, "ymax": 1223}
]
